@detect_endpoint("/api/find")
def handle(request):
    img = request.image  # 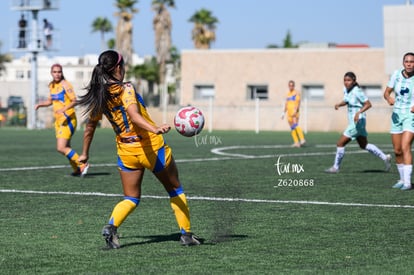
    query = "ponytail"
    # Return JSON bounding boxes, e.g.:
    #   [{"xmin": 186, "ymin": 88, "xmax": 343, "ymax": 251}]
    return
[{"xmin": 78, "ymin": 50, "xmax": 124, "ymax": 118}]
